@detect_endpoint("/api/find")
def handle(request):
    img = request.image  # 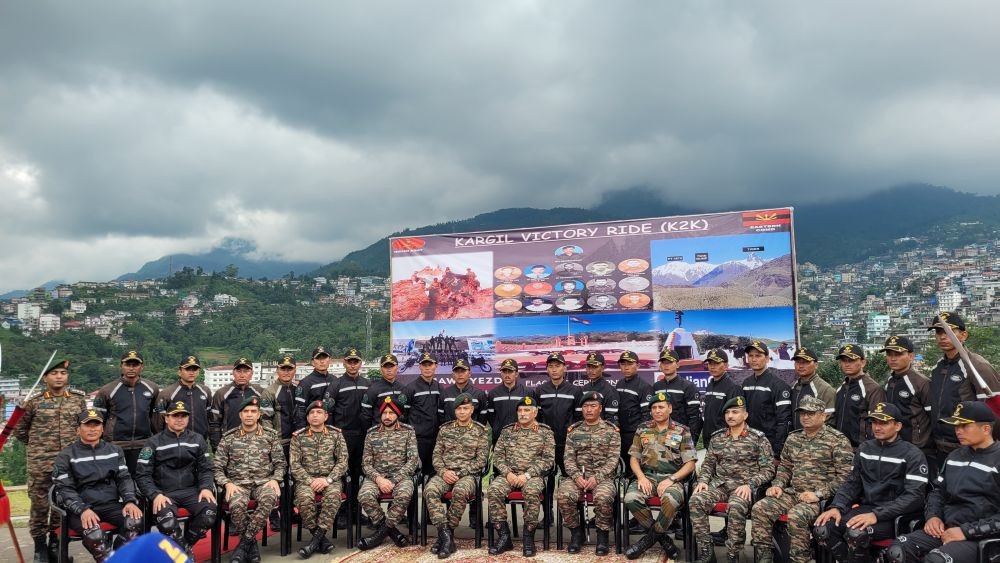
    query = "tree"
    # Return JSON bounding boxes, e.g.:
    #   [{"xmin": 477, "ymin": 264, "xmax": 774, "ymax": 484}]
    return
[{"xmin": 224, "ymin": 264, "xmax": 240, "ymax": 279}]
